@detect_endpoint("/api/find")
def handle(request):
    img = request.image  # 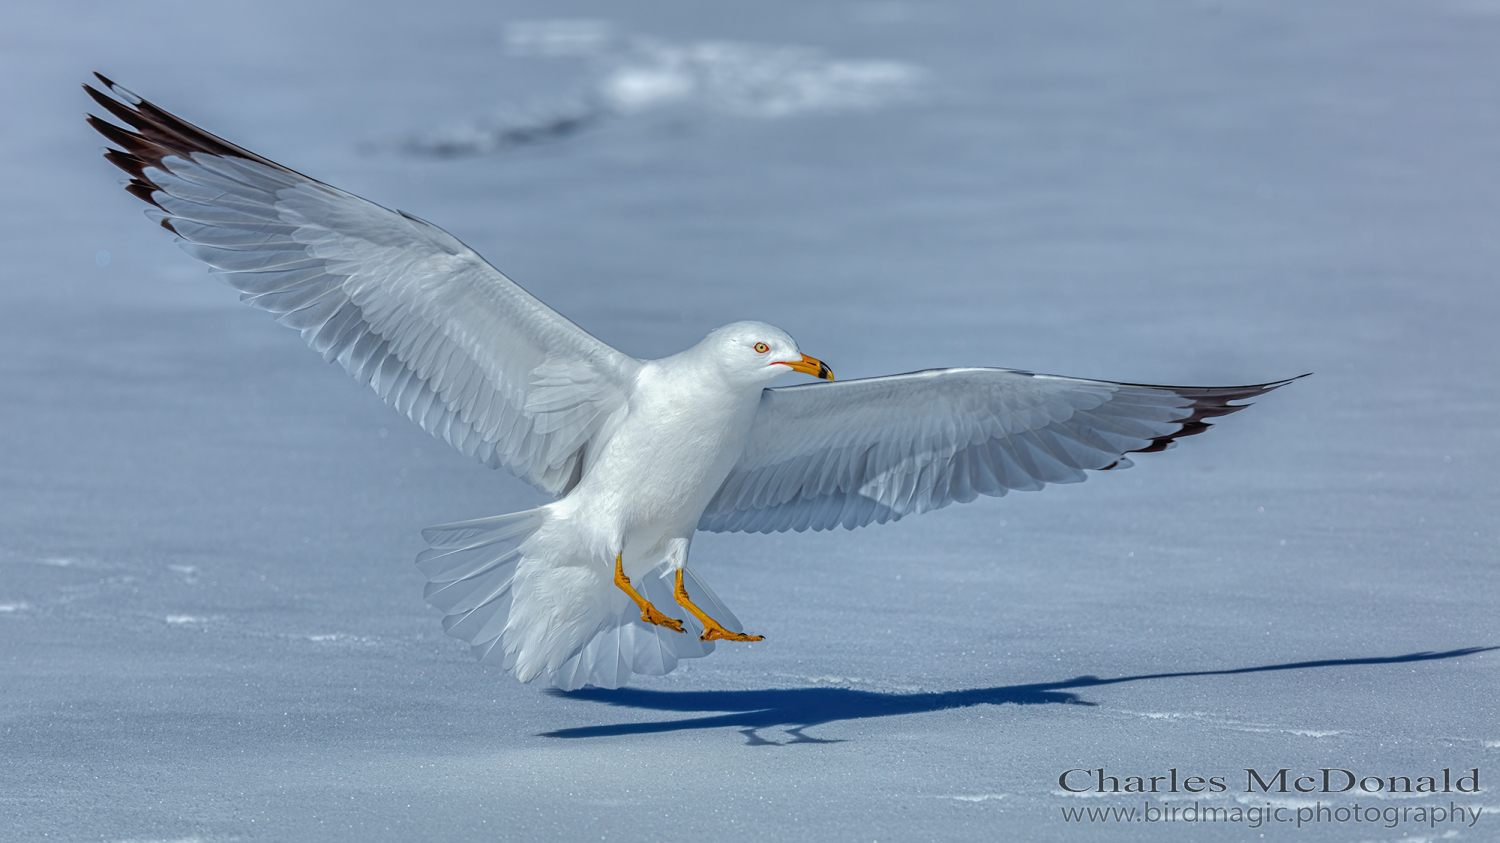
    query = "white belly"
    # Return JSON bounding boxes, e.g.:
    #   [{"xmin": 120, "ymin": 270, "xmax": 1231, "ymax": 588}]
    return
[{"xmin": 549, "ymin": 364, "xmax": 758, "ymax": 573}]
